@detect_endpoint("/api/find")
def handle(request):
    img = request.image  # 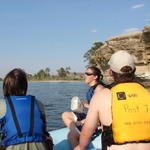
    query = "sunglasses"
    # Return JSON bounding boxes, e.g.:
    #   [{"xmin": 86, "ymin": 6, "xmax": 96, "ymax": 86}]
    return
[{"xmin": 85, "ymin": 72, "xmax": 95, "ymax": 76}]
